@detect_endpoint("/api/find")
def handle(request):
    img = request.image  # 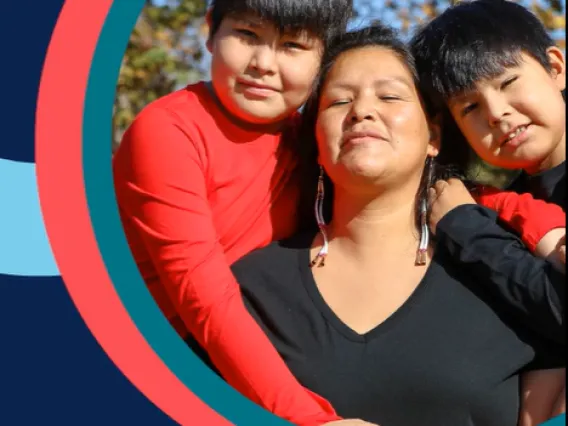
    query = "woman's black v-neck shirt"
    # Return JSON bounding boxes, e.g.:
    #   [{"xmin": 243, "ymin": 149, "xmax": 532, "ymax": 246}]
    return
[{"xmin": 230, "ymin": 232, "xmax": 563, "ymax": 426}]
